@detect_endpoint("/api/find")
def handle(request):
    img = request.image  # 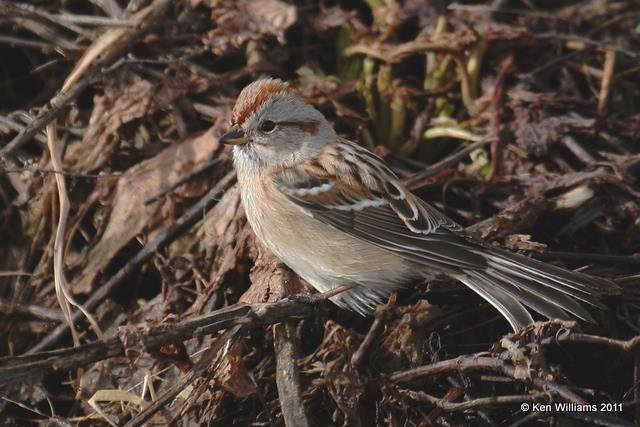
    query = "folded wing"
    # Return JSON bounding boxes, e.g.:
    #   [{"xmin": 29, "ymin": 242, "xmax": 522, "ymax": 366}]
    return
[{"xmin": 274, "ymin": 140, "xmax": 618, "ymax": 330}]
